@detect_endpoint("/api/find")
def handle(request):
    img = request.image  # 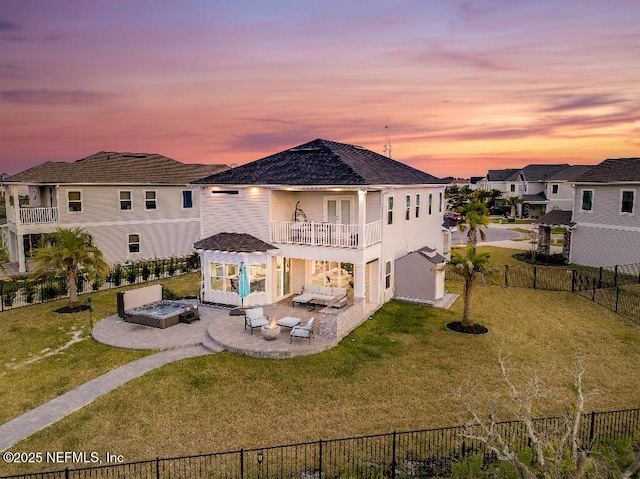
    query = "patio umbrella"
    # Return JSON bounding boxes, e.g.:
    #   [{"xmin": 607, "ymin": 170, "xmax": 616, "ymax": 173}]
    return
[{"xmin": 238, "ymin": 262, "xmax": 250, "ymax": 310}]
